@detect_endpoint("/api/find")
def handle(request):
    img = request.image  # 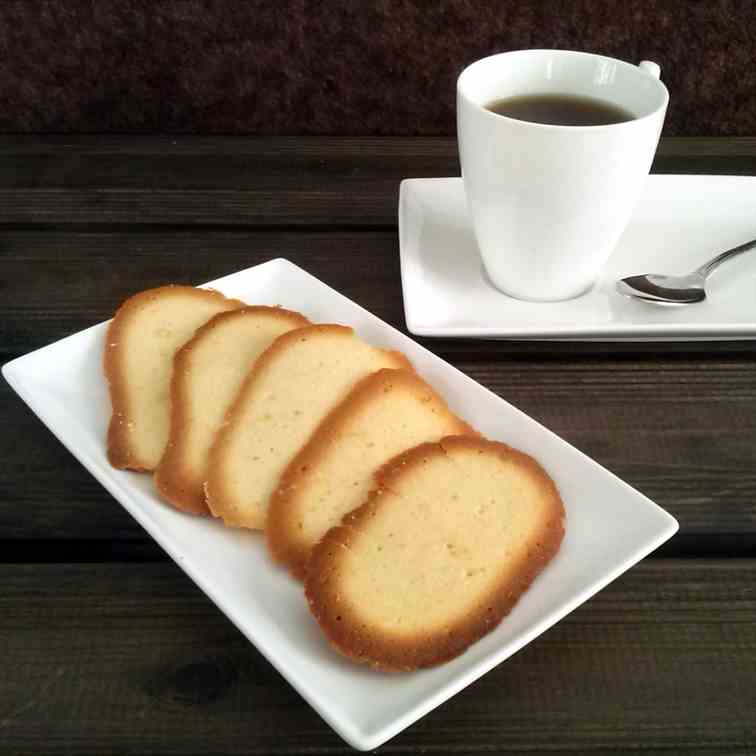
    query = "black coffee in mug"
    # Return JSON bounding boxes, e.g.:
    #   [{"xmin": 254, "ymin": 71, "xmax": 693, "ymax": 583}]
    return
[{"xmin": 485, "ymin": 93, "xmax": 634, "ymax": 126}]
